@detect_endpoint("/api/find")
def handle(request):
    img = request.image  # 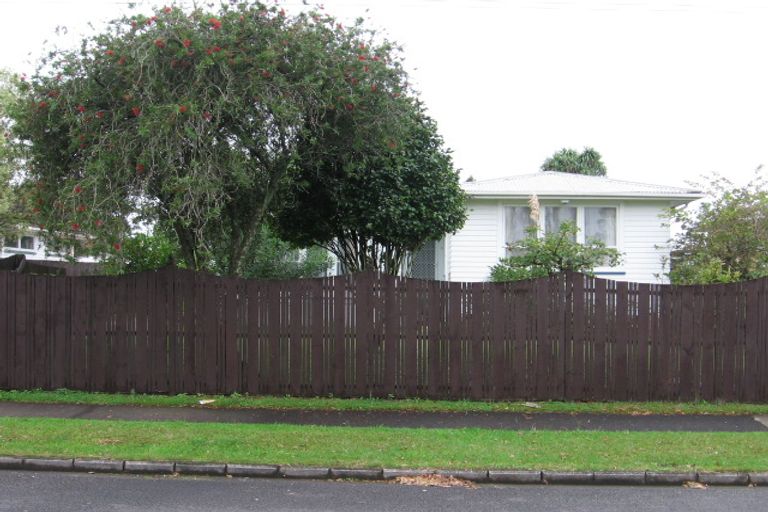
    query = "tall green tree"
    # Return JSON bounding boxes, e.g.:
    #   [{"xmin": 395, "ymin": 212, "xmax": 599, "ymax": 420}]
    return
[
  {"xmin": 275, "ymin": 107, "xmax": 466, "ymax": 274},
  {"xmin": 10, "ymin": 3, "xmax": 413, "ymax": 274},
  {"xmin": 0, "ymin": 69, "xmax": 25, "ymax": 237},
  {"xmin": 668, "ymin": 172, "xmax": 768, "ymax": 284},
  {"xmin": 541, "ymin": 147, "xmax": 607, "ymax": 176}
]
